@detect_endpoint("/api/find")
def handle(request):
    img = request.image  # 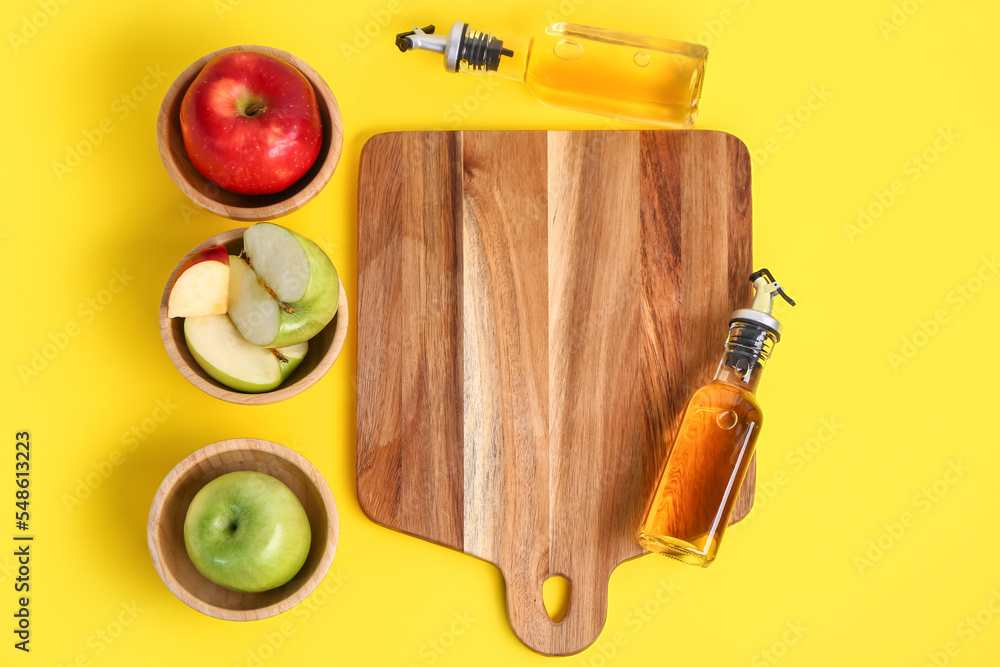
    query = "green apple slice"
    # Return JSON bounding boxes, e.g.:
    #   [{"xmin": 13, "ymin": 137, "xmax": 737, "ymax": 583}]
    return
[
  {"xmin": 228, "ymin": 254, "xmax": 279, "ymax": 345},
  {"xmin": 184, "ymin": 314, "xmax": 308, "ymax": 393},
  {"xmin": 228, "ymin": 223, "xmax": 338, "ymax": 347}
]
